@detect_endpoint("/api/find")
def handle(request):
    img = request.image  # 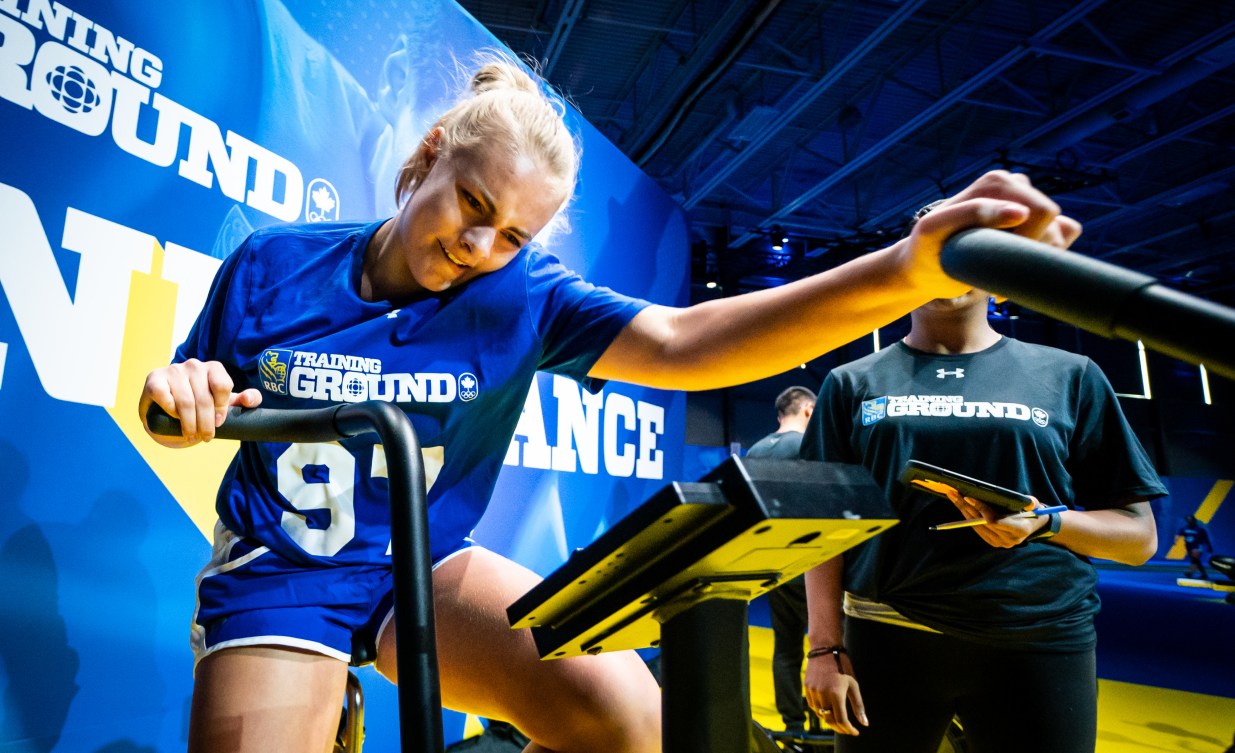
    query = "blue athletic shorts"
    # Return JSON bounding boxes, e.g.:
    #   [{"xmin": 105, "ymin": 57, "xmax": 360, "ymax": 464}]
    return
[{"xmin": 191, "ymin": 520, "xmax": 472, "ymax": 667}]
